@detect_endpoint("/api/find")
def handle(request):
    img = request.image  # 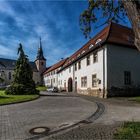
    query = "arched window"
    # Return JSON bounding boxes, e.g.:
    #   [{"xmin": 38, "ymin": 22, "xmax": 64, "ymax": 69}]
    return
[{"xmin": 9, "ymin": 72, "xmax": 11, "ymax": 80}]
